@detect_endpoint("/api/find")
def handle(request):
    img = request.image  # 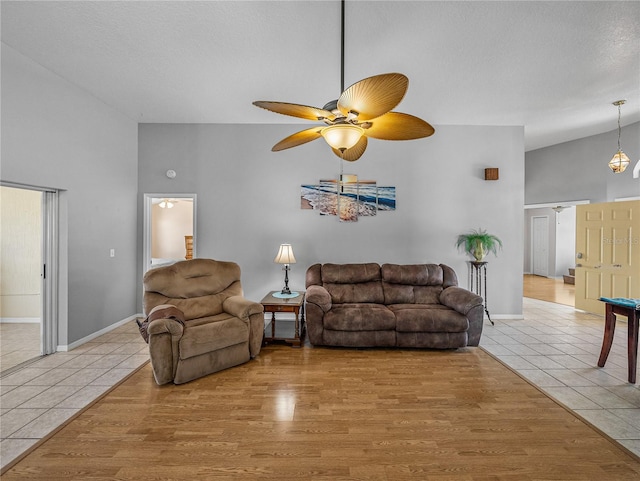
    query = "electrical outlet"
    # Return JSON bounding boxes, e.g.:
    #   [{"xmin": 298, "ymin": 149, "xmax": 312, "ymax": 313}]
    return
[{"xmin": 110, "ymin": 249, "xmax": 115, "ymax": 258}]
